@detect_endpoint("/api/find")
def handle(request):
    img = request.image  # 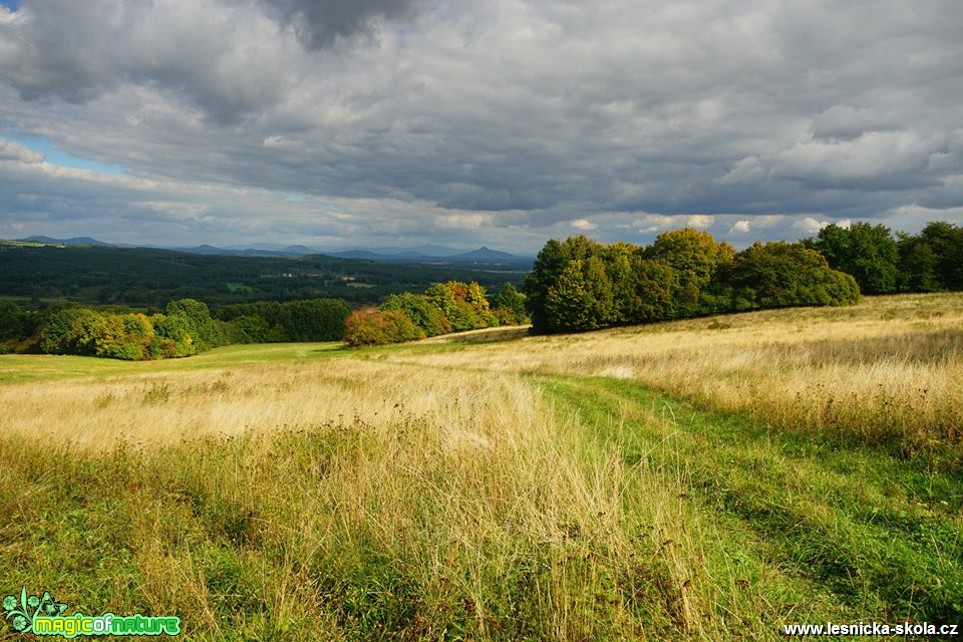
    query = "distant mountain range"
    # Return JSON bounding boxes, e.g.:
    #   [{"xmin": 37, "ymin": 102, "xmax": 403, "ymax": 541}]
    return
[
  {"xmin": 14, "ymin": 236, "xmax": 534, "ymax": 266},
  {"xmin": 18, "ymin": 235, "xmax": 112, "ymax": 246}
]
